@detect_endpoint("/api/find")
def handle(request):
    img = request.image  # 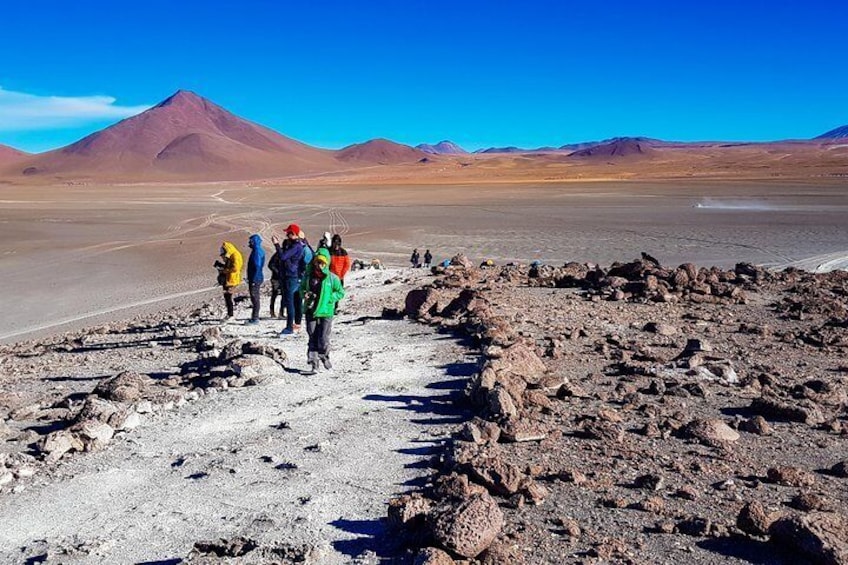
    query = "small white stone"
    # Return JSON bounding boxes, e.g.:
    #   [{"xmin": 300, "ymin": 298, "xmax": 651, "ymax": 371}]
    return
[
  {"xmin": 135, "ymin": 401, "xmax": 154, "ymax": 414},
  {"xmin": 14, "ymin": 467, "xmax": 35, "ymax": 479}
]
